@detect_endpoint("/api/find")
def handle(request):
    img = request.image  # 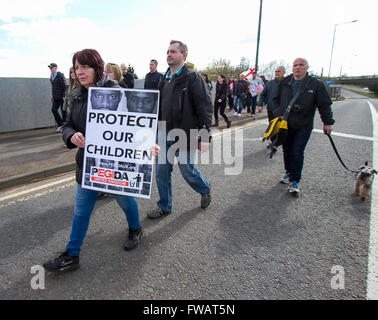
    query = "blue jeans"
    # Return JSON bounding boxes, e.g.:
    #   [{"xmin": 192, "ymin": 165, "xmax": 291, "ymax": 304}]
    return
[
  {"xmin": 282, "ymin": 128, "xmax": 312, "ymax": 183},
  {"xmin": 66, "ymin": 184, "xmax": 140, "ymax": 256},
  {"xmin": 156, "ymin": 133, "xmax": 211, "ymax": 212},
  {"xmin": 233, "ymin": 95, "xmax": 243, "ymax": 114}
]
